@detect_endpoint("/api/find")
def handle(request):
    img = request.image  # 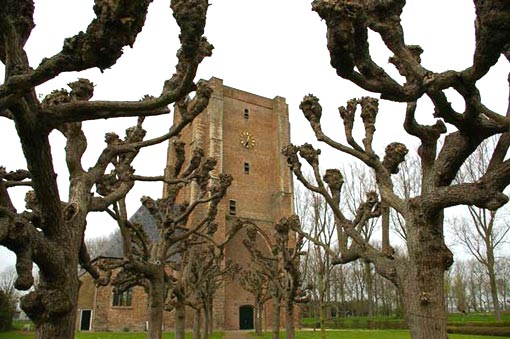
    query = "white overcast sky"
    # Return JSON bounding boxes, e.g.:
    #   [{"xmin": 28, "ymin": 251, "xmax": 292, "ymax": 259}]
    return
[{"xmin": 1, "ymin": 0, "xmax": 509, "ymax": 270}]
